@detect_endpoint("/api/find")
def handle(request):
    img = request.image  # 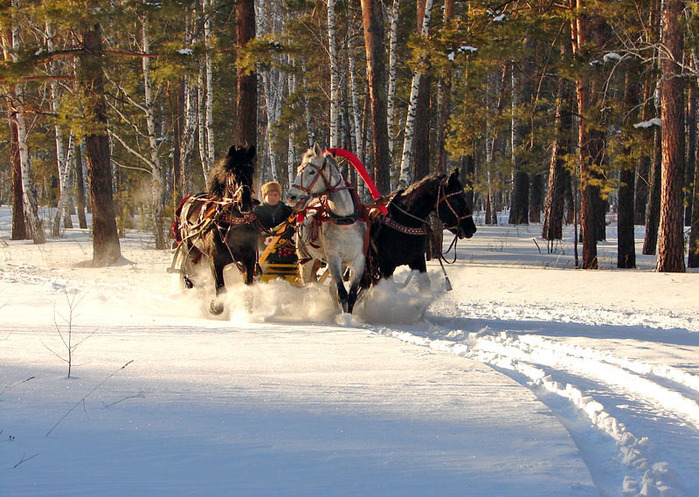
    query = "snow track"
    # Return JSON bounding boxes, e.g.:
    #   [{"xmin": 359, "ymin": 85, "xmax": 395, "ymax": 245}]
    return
[{"xmin": 376, "ymin": 303, "xmax": 699, "ymax": 497}]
